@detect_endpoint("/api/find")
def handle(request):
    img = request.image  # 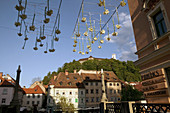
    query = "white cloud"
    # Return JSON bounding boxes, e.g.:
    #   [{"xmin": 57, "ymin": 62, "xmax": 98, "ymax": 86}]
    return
[{"xmin": 104, "ymin": 12, "xmax": 138, "ymax": 61}]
